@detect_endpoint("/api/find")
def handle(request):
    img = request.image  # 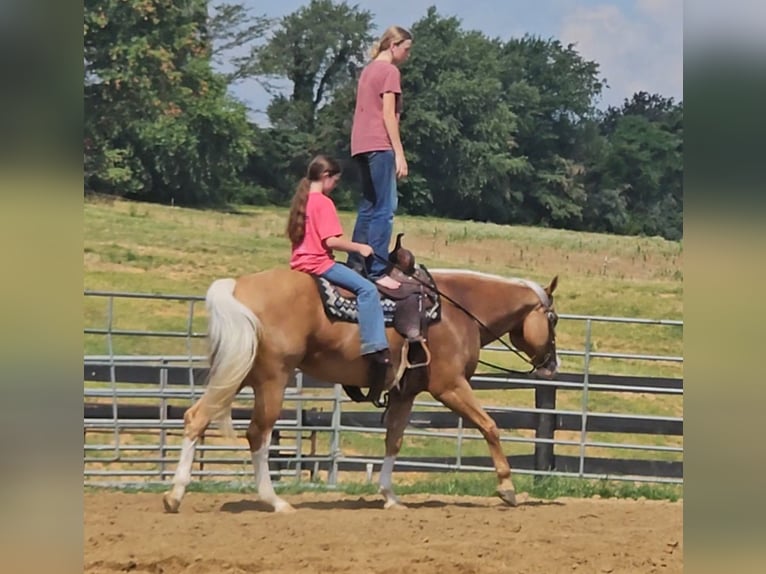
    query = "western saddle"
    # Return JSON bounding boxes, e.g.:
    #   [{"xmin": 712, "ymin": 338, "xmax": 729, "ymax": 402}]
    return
[{"xmin": 336, "ymin": 234, "xmax": 441, "ymax": 407}]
